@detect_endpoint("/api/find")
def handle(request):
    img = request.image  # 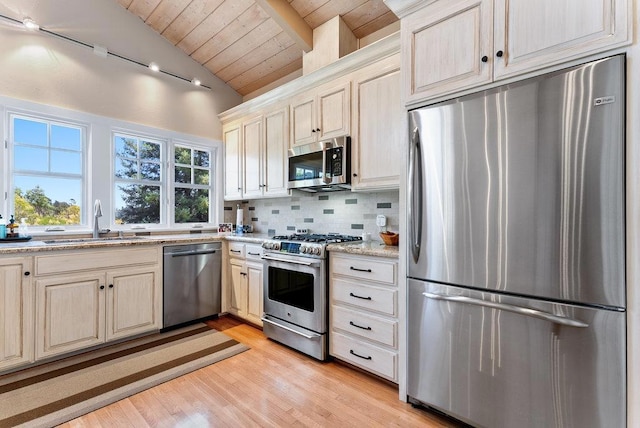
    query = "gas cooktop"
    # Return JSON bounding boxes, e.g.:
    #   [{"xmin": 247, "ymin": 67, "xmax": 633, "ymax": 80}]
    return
[
  {"xmin": 262, "ymin": 233, "xmax": 363, "ymax": 258},
  {"xmin": 271, "ymin": 233, "xmax": 363, "ymax": 244}
]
